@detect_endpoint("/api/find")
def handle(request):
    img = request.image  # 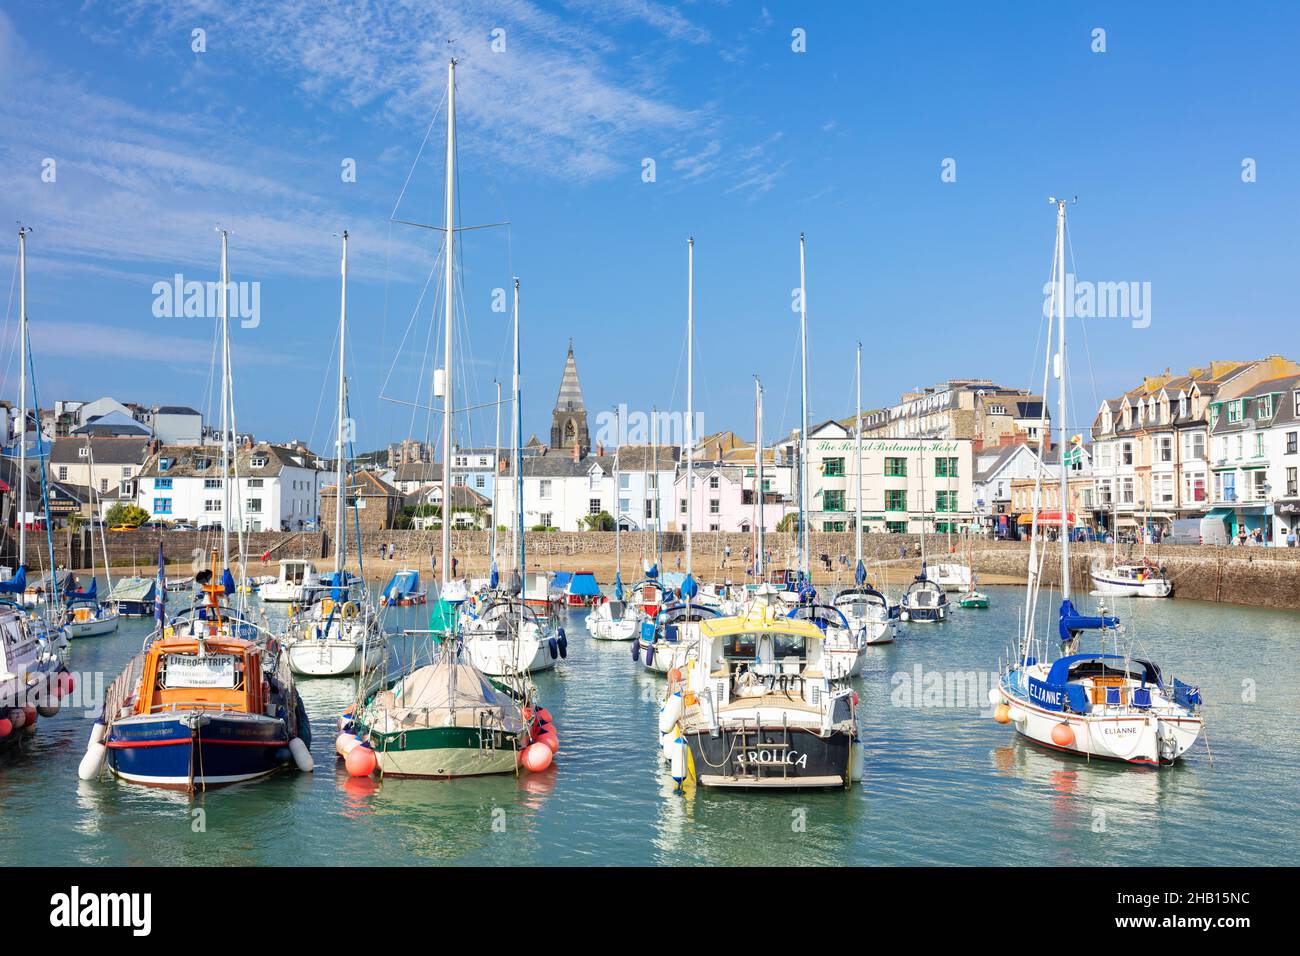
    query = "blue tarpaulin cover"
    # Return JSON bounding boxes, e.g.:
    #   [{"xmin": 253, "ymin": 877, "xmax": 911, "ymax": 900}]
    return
[
  {"xmin": 0, "ymin": 566, "xmax": 27, "ymax": 595},
  {"xmin": 566, "ymin": 572, "xmax": 600, "ymax": 597},
  {"xmin": 382, "ymin": 570, "xmax": 421, "ymax": 601}
]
